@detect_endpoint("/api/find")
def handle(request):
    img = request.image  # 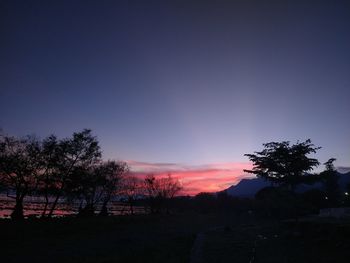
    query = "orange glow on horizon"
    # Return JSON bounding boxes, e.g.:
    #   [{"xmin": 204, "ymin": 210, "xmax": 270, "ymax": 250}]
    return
[{"xmin": 127, "ymin": 161, "xmax": 253, "ymax": 195}]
